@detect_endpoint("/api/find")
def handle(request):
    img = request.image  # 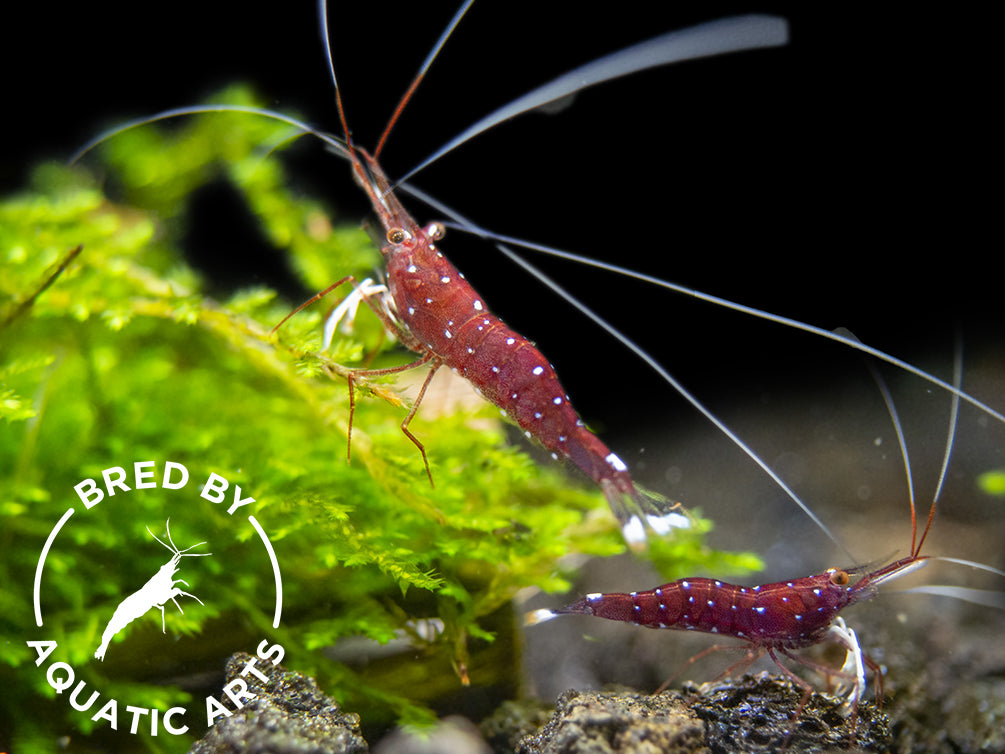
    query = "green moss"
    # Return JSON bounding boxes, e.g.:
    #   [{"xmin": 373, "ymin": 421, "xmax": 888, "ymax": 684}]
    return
[{"xmin": 0, "ymin": 86, "xmax": 759, "ymax": 752}]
